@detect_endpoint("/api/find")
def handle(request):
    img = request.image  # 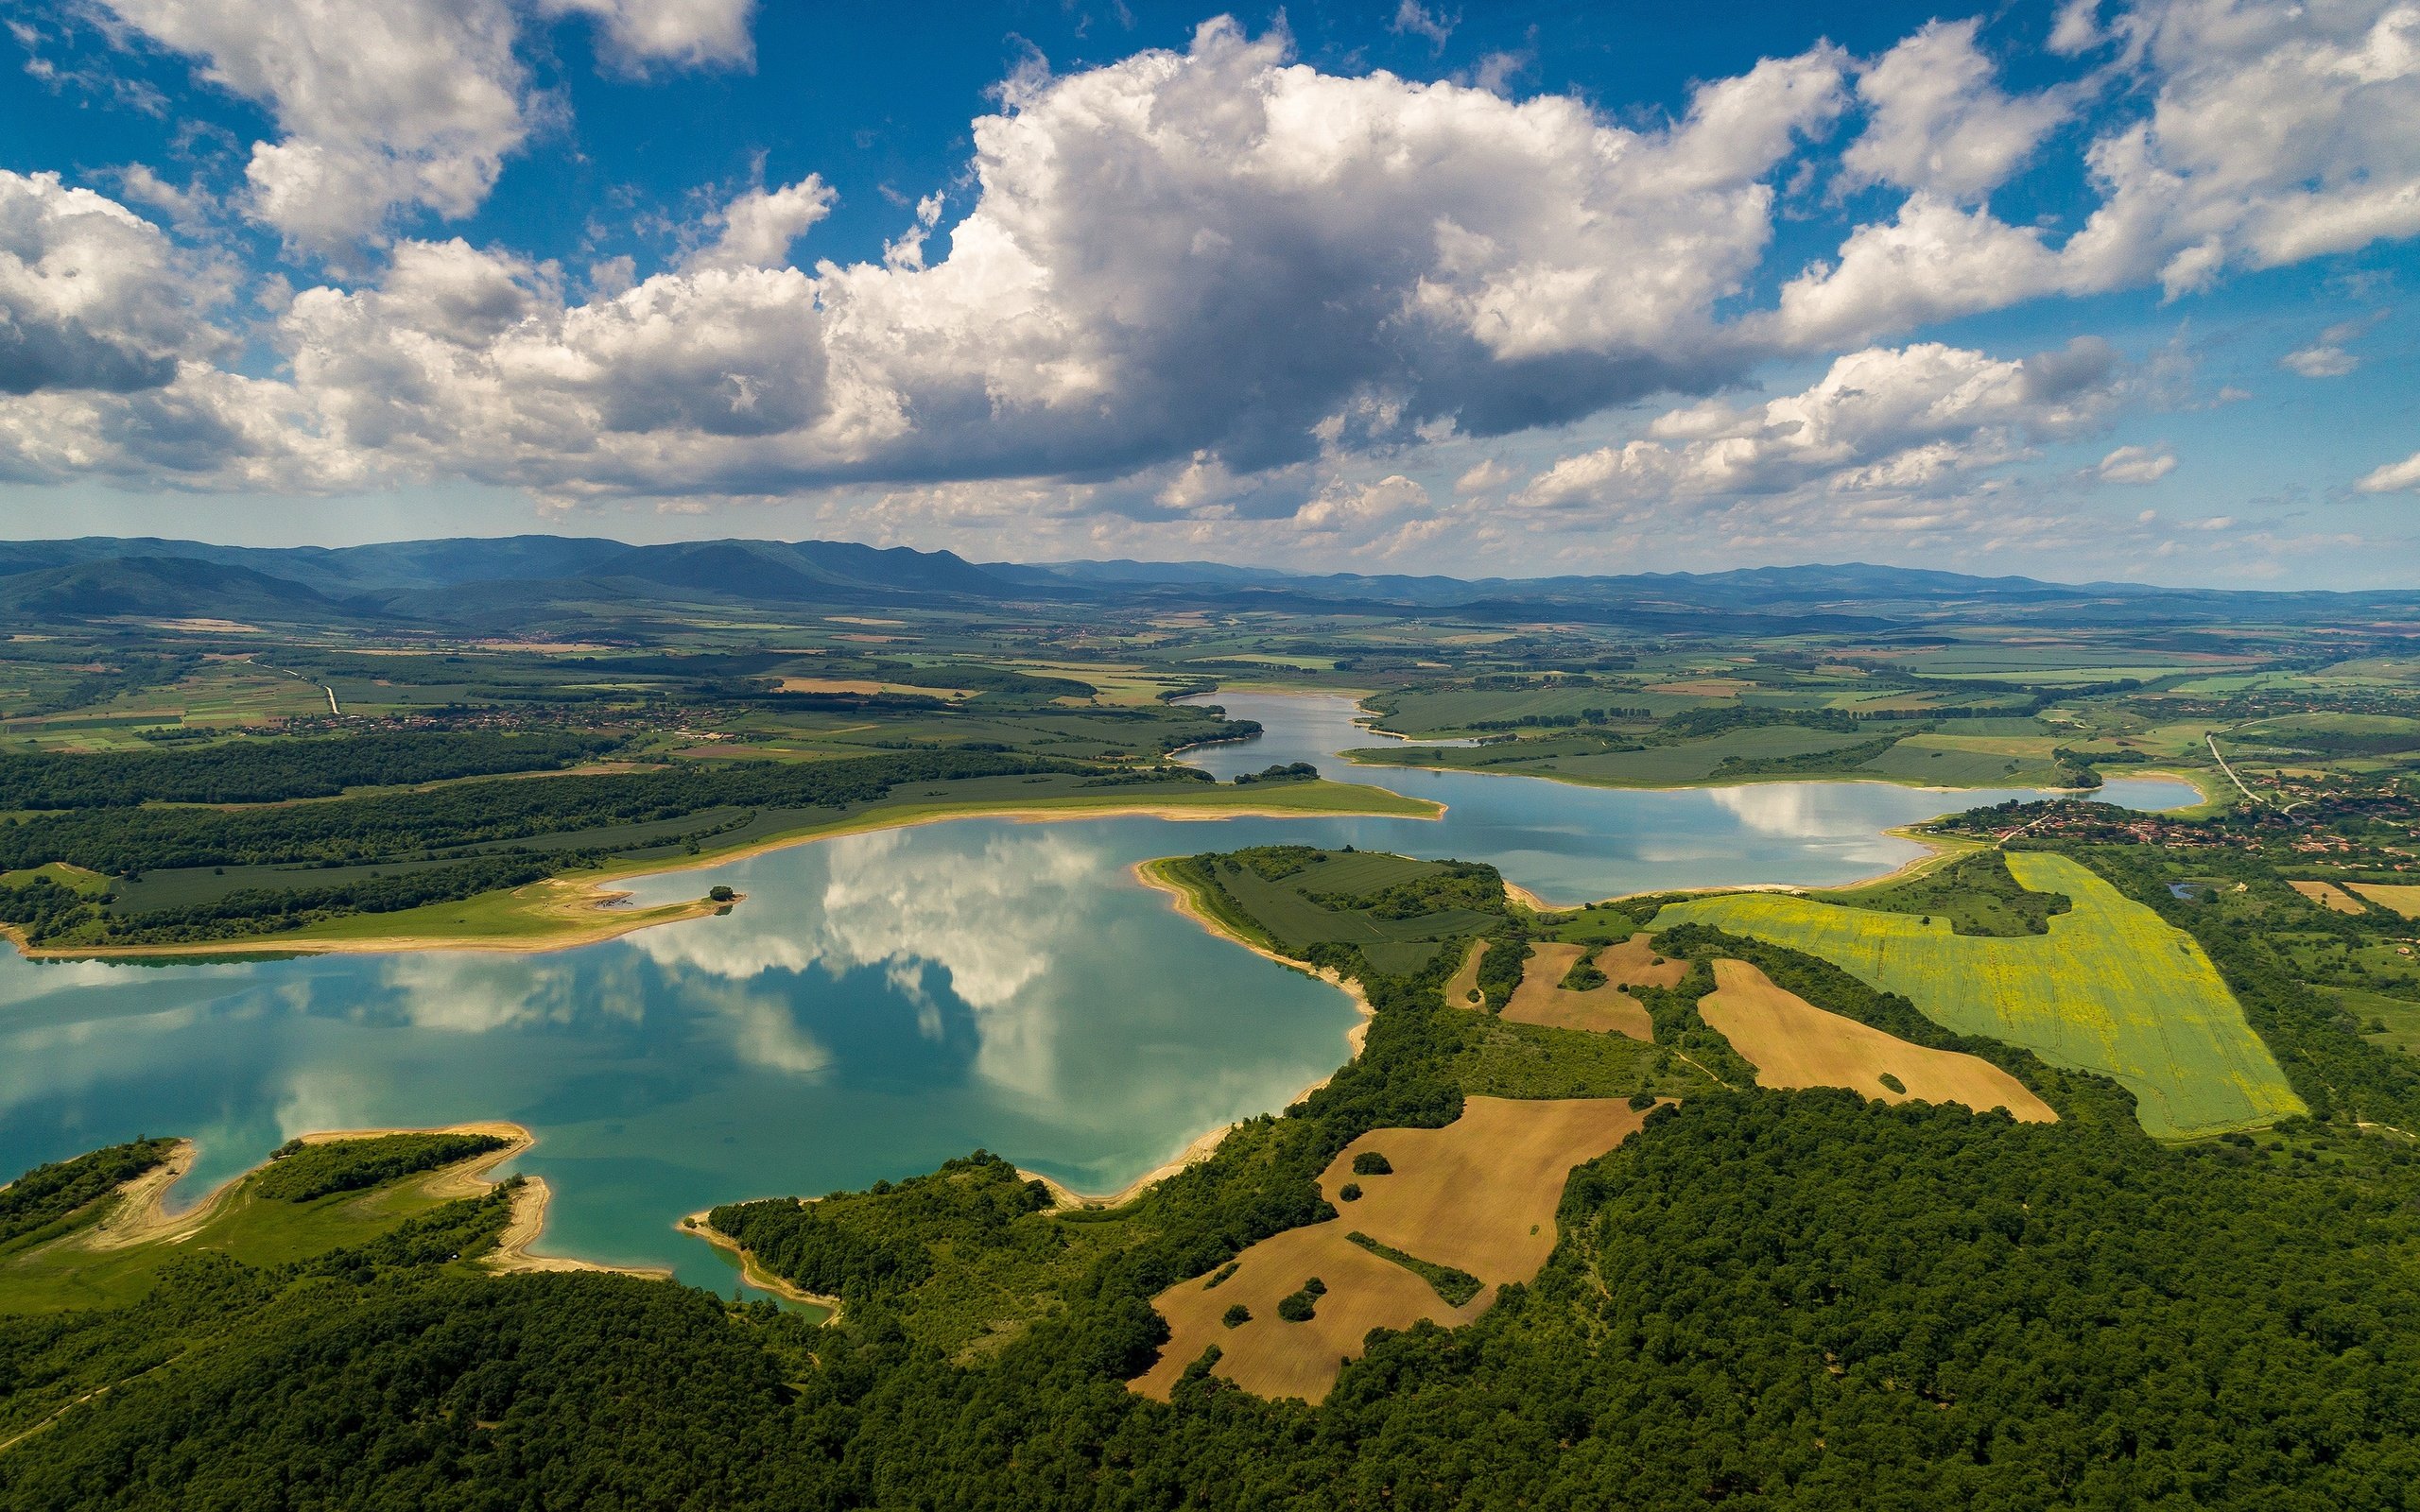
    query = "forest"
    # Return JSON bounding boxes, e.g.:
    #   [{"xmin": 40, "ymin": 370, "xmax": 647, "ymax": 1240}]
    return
[{"xmin": 0, "ymin": 731, "xmax": 620, "ymax": 809}]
